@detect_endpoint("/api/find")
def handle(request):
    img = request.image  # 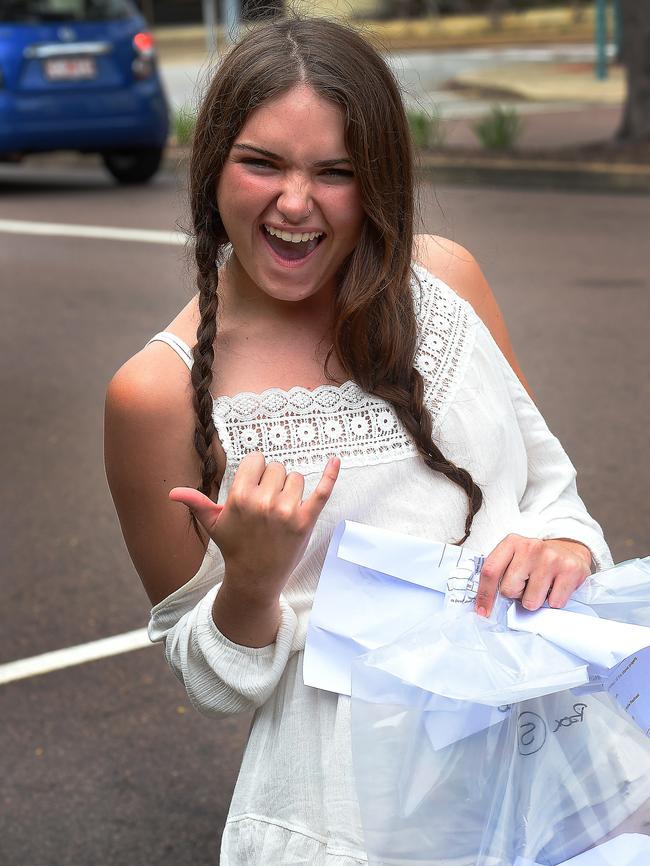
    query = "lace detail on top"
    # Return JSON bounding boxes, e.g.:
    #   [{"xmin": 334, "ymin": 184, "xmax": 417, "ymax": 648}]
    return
[
  {"xmin": 412, "ymin": 264, "xmax": 471, "ymax": 413},
  {"xmin": 213, "ymin": 380, "xmax": 416, "ymax": 478},
  {"xmin": 213, "ymin": 267, "xmax": 471, "ymax": 477},
  {"xmin": 147, "ymin": 265, "xmax": 472, "ymax": 479}
]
